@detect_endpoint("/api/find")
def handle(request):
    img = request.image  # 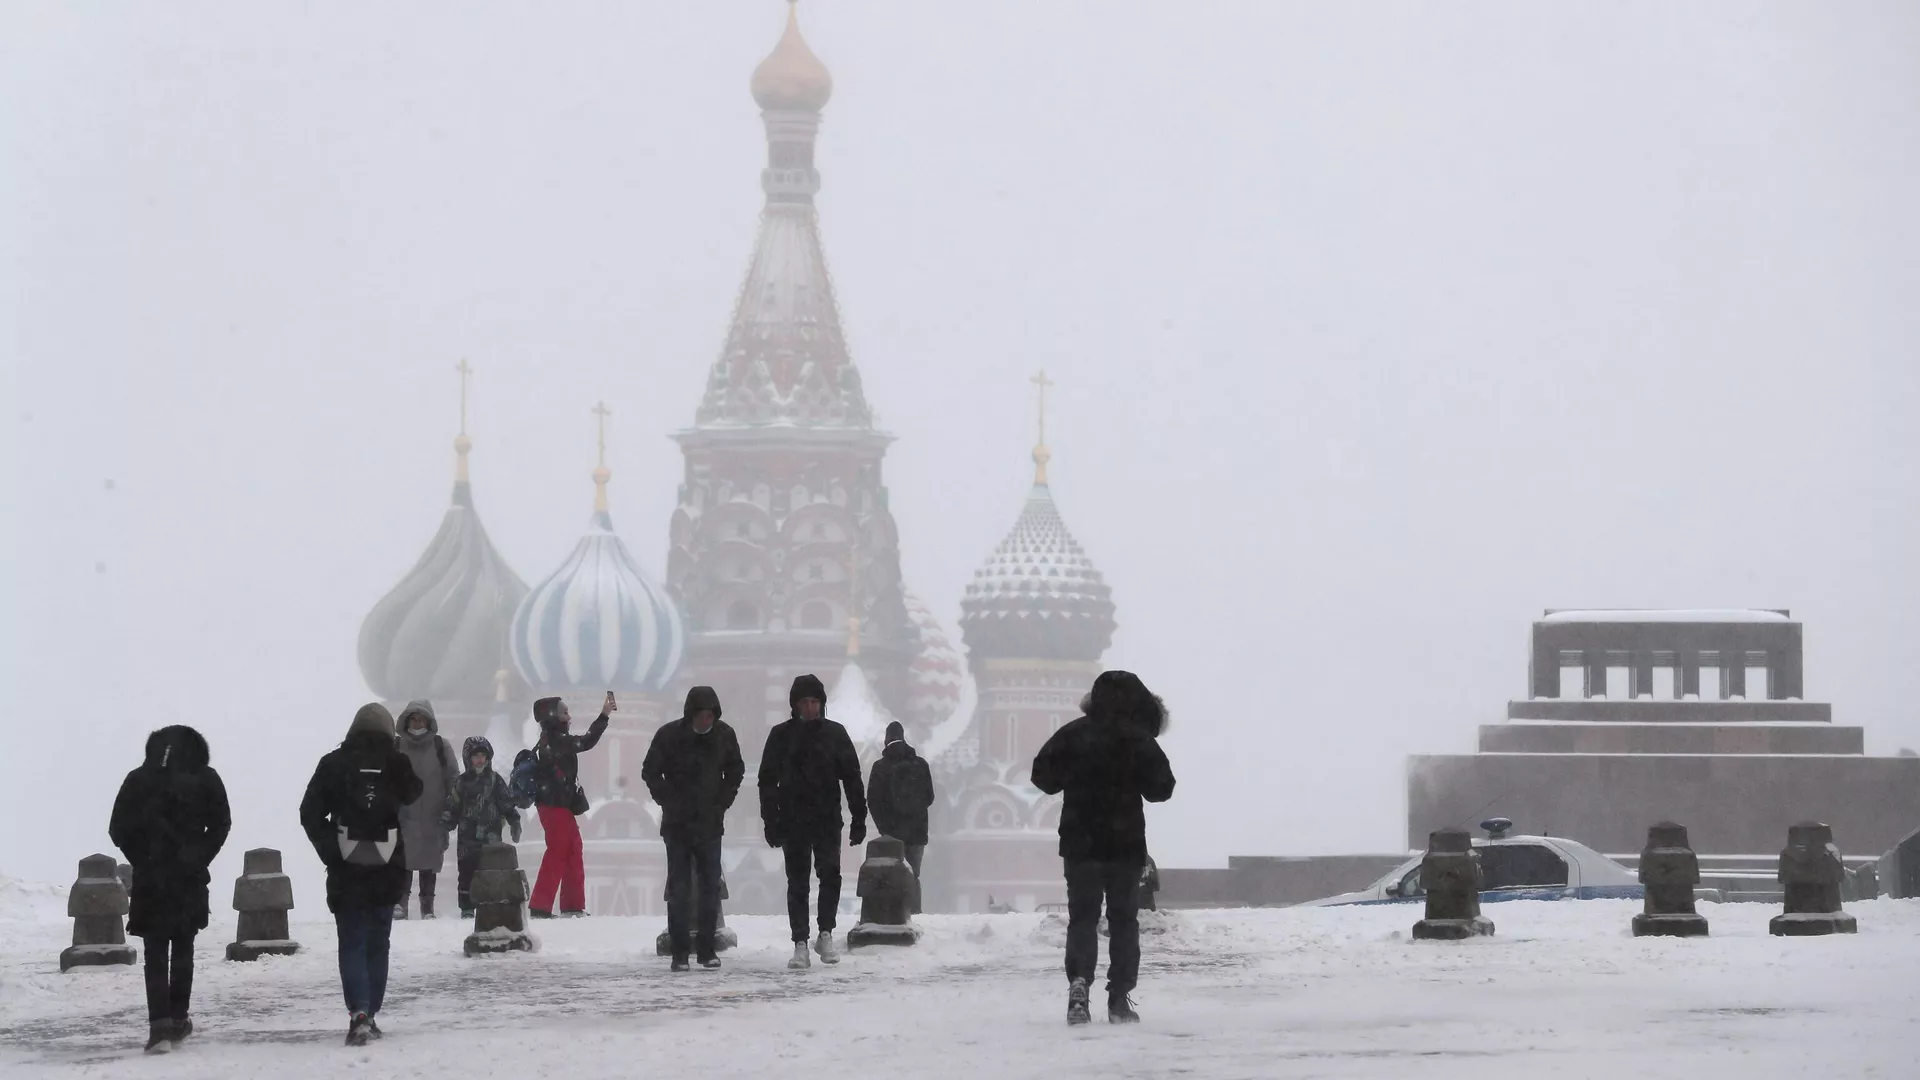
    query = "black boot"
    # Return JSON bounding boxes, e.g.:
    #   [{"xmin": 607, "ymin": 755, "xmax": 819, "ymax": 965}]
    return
[
  {"xmin": 170, "ymin": 1017, "xmax": 193, "ymax": 1045},
  {"xmin": 1108, "ymin": 990, "xmax": 1139, "ymax": 1024},
  {"xmin": 1067, "ymin": 978, "xmax": 1091, "ymax": 1026},
  {"xmin": 346, "ymin": 1012, "xmax": 372, "ymax": 1047},
  {"xmin": 144, "ymin": 1021, "xmax": 173, "ymax": 1054}
]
